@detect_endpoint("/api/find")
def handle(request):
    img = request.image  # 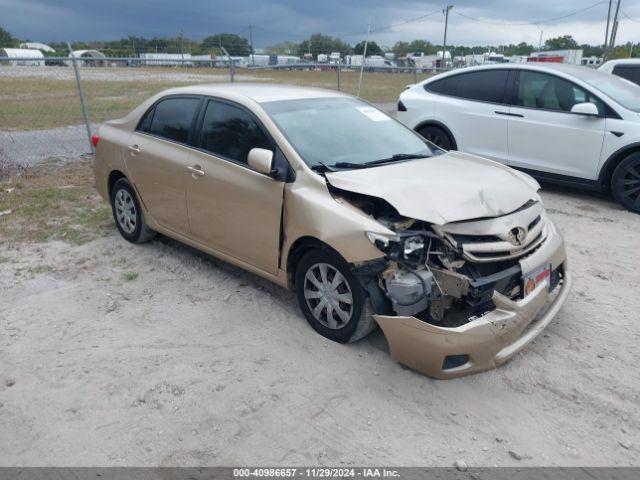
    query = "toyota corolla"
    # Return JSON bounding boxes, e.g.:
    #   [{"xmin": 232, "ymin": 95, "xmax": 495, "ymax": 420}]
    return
[{"xmin": 93, "ymin": 84, "xmax": 571, "ymax": 379}]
